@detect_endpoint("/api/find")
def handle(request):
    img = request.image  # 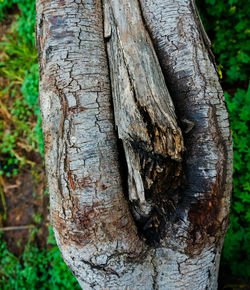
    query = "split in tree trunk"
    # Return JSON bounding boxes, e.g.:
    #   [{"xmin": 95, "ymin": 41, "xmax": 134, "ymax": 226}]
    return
[{"xmin": 36, "ymin": 0, "xmax": 233, "ymax": 288}]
